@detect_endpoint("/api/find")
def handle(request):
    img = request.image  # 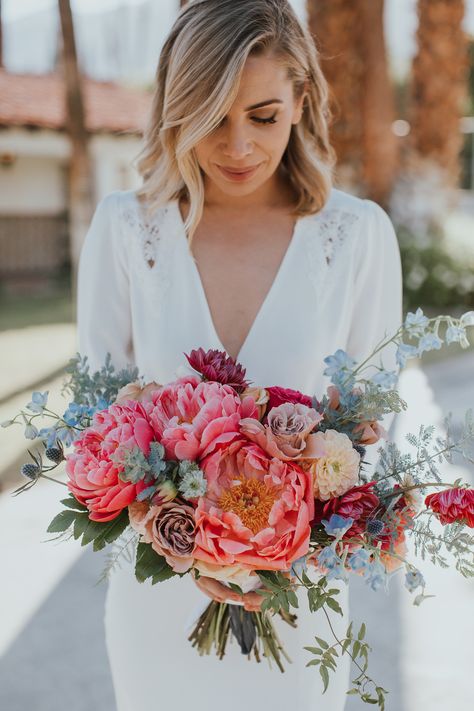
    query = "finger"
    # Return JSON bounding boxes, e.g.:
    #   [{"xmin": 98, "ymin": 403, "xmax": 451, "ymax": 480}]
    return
[{"xmin": 195, "ymin": 576, "xmax": 241, "ymax": 602}]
